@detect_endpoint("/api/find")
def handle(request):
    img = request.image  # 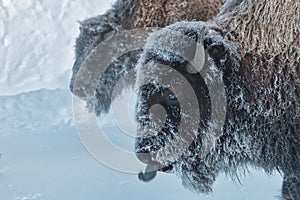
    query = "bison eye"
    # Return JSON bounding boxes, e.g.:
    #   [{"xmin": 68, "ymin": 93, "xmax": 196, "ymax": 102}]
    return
[{"xmin": 167, "ymin": 93, "xmax": 177, "ymax": 101}]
